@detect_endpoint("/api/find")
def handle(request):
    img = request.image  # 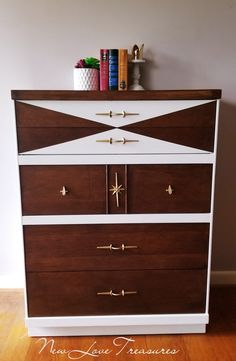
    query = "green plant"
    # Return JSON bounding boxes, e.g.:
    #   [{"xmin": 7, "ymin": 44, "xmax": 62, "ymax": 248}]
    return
[{"xmin": 75, "ymin": 57, "xmax": 99, "ymax": 70}]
